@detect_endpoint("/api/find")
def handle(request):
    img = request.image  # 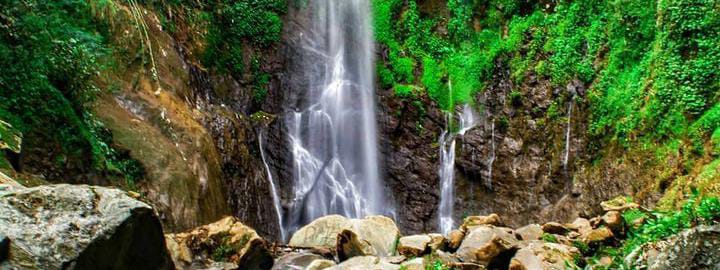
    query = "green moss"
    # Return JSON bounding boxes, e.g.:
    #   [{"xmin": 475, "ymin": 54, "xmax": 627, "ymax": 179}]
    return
[
  {"xmin": 0, "ymin": 0, "xmax": 143, "ymax": 184},
  {"xmin": 541, "ymin": 233, "xmax": 558, "ymax": 243},
  {"xmin": 203, "ymin": 0, "xmax": 287, "ymax": 75},
  {"xmin": 393, "ymin": 84, "xmax": 417, "ymax": 98}
]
